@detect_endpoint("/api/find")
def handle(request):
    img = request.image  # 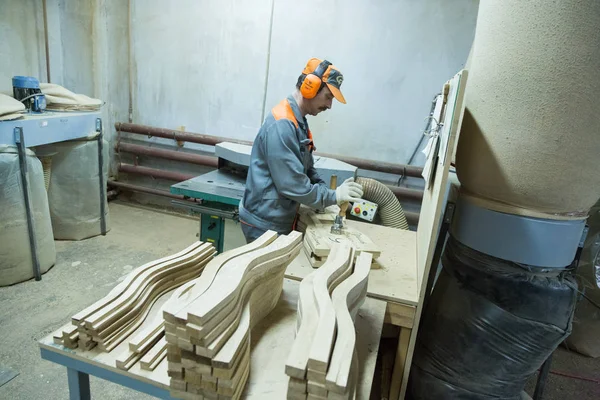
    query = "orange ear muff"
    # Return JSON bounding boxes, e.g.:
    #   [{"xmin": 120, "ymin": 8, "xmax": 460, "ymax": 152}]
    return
[
  {"xmin": 300, "ymin": 74, "xmax": 322, "ymax": 99},
  {"xmin": 300, "ymin": 60, "xmax": 332, "ymax": 99}
]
